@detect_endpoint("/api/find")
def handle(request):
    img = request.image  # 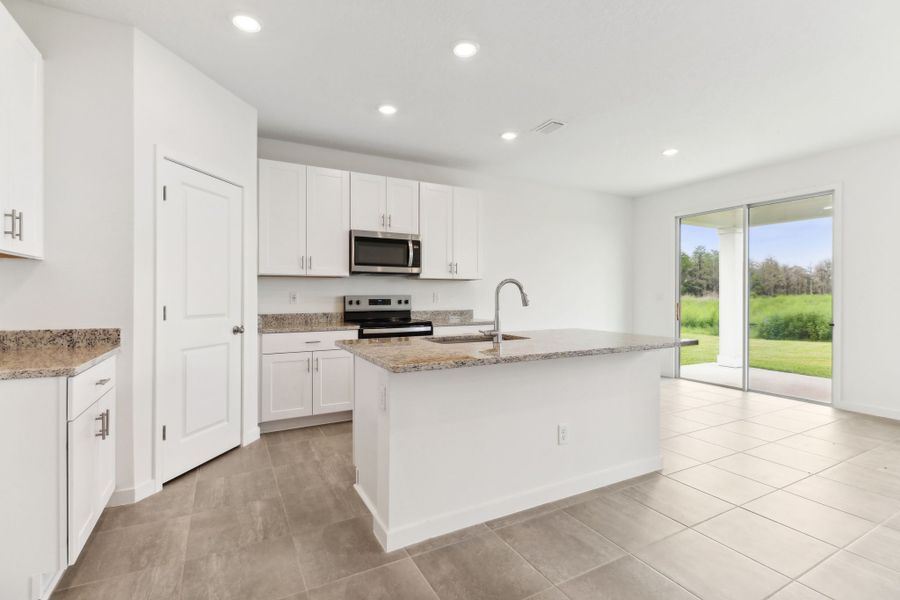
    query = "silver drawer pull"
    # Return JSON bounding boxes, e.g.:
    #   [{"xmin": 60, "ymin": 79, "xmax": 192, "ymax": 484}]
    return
[
  {"xmin": 305, "ymin": 340, "xmax": 321, "ymax": 344},
  {"xmin": 96, "ymin": 378, "xmax": 111, "ymax": 386}
]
